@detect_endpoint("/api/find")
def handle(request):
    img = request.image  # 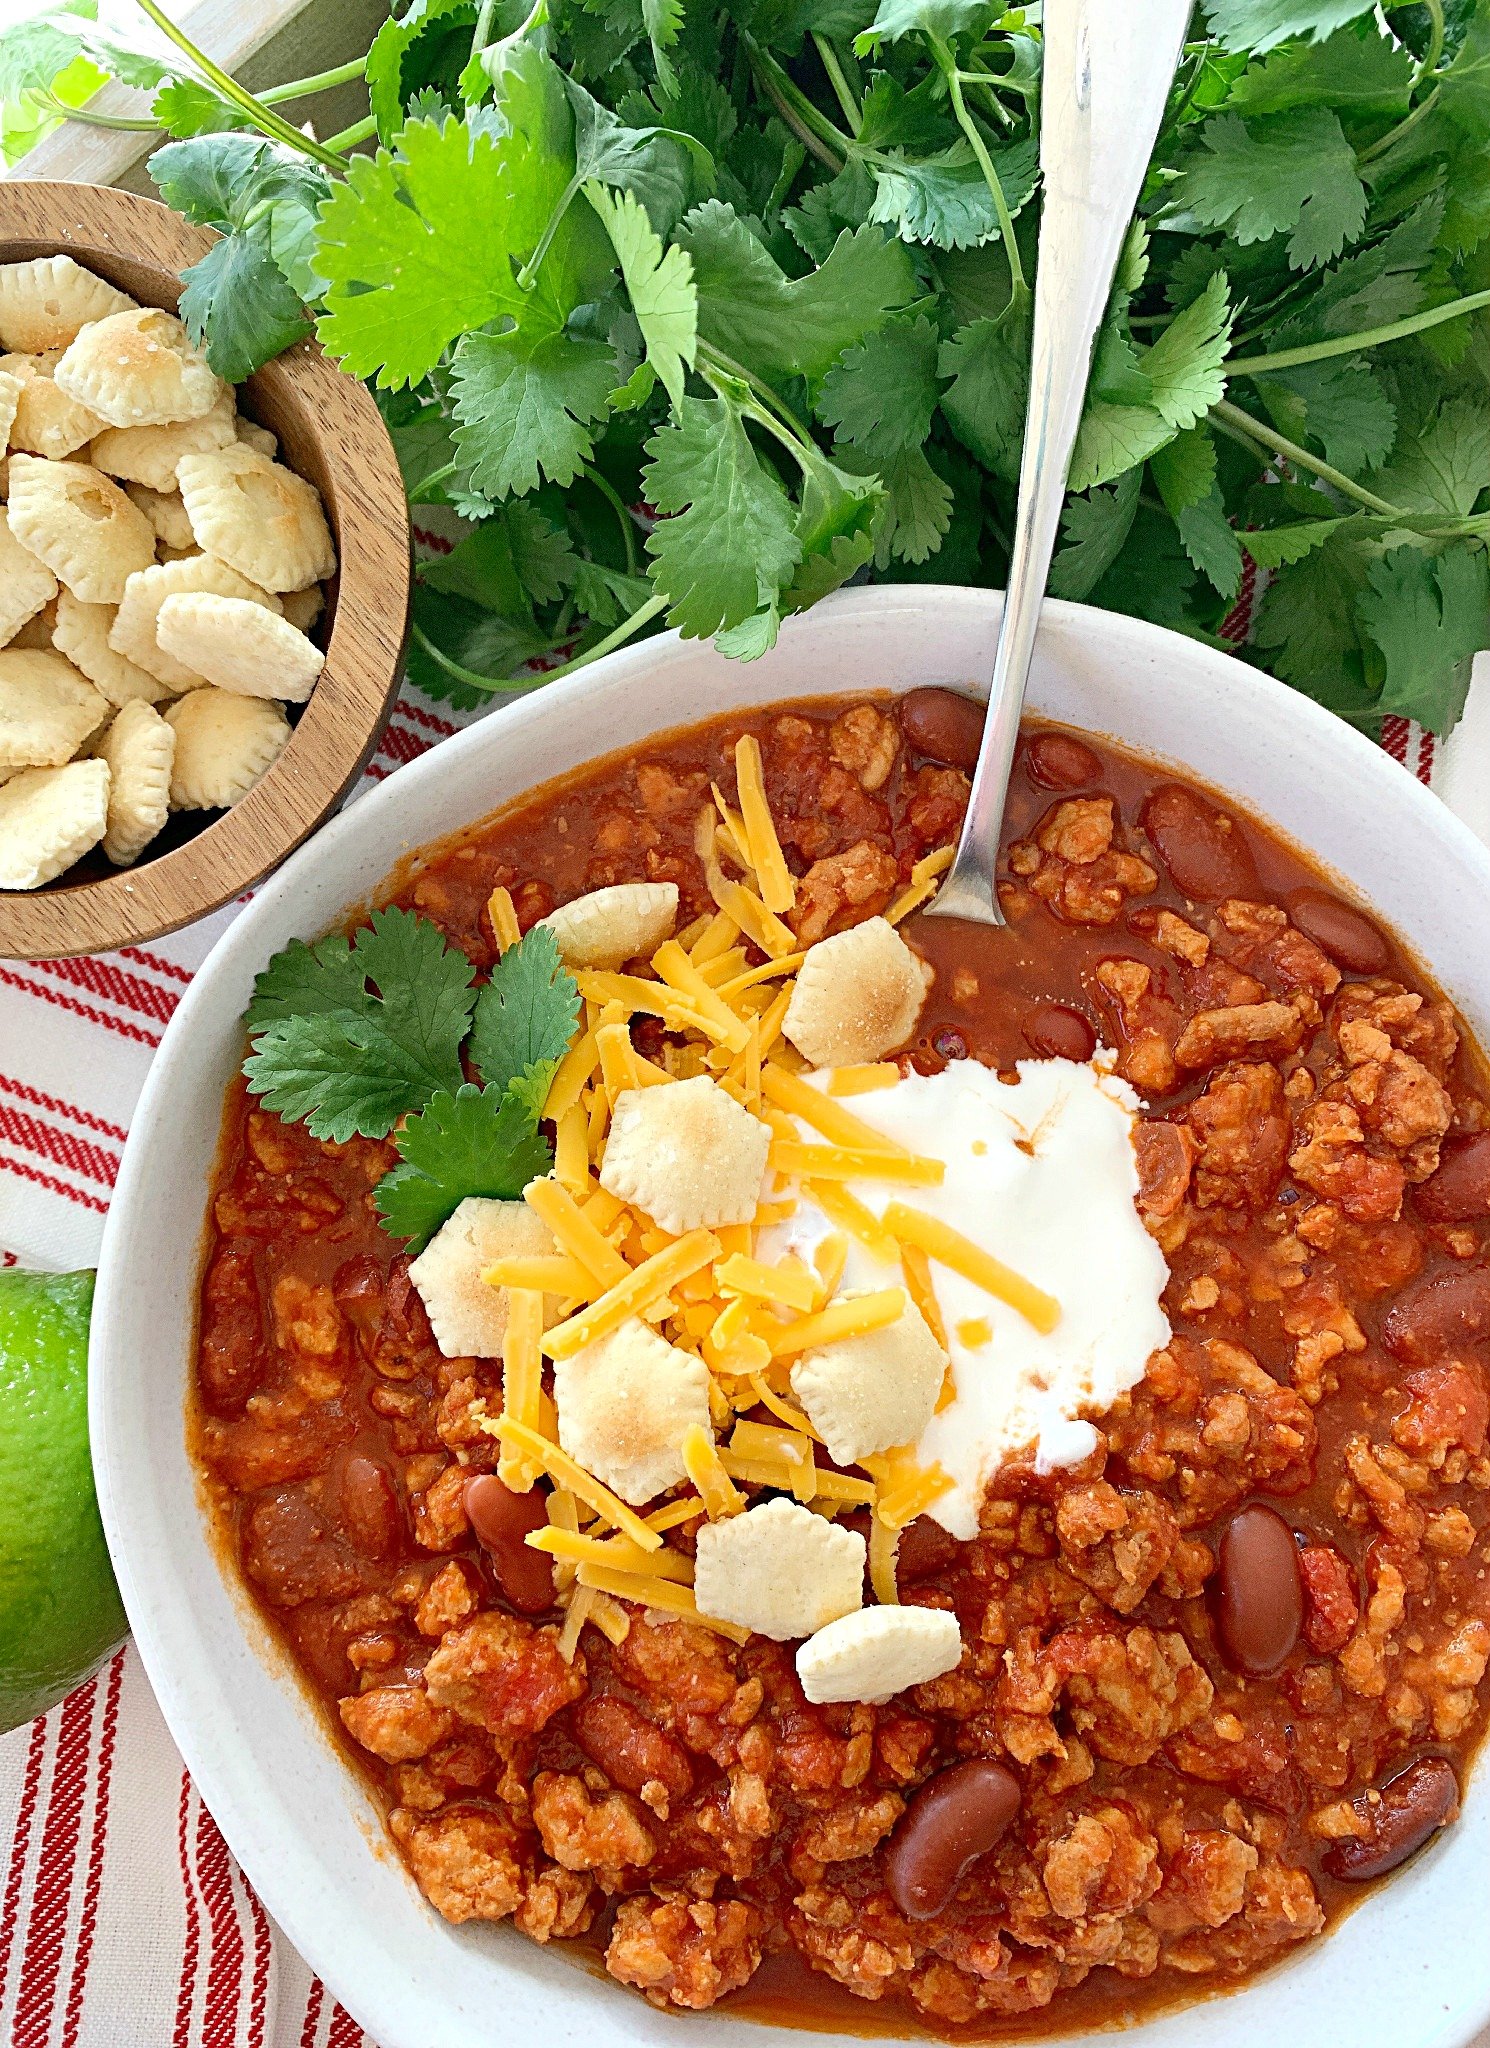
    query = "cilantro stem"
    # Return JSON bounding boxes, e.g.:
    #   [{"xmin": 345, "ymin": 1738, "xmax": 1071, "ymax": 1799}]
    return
[
  {"xmin": 411, "ymin": 624, "xmax": 547, "ymax": 693},
  {"xmin": 812, "ymin": 32, "xmax": 861, "ymax": 130},
  {"xmin": 741, "ymin": 34, "xmax": 849, "ymax": 171},
  {"xmin": 408, "ymin": 459, "xmax": 459, "ymax": 504},
  {"xmin": 1210, "ymin": 398, "xmax": 1405, "ymax": 517},
  {"xmin": 1358, "ymin": 83, "xmax": 1441, "ymax": 164},
  {"xmin": 937, "ymin": 39, "xmax": 1027, "ymax": 299},
  {"xmin": 1225, "ymin": 286, "xmax": 1490, "ymax": 375},
  {"xmin": 696, "ymin": 340, "xmax": 810, "ymax": 435},
  {"xmin": 412, "ymin": 593, "xmax": 667, "ymax": 694},
  {"xmin": 517, "ymin": 170, "xmax": 582, "ymax": 291},
  {"xmin": 323, "ymin": 113, "xmax": 376, "ymax": 151},
  {"xmin": 1414, "ymin": 0, "xmax": 1446, "ymax": 87},
  {"xmin": 582, "ymin": 465, "xmax": 639, "ymax": 575},
  {"xmin": 953, "ymin": 71, "xmax": 1015, "ymax": 129},
  {"xmin": 468, "ymin": 0, "xmax": 500, "ymax": 80},
  {"xmin": 38, "ymin": 93, "xmax": 159, "ymax": 131},
  {"xmin": 259, "ymin": 58, "xmax": 367, "ymax": 103},
  {"xmin": 131, "ymin": 0, "xmax": 347, "ymax": 169},
  {"xmin": 556, "ymin": 593, "xmax": 668, "ymax": 674}
]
